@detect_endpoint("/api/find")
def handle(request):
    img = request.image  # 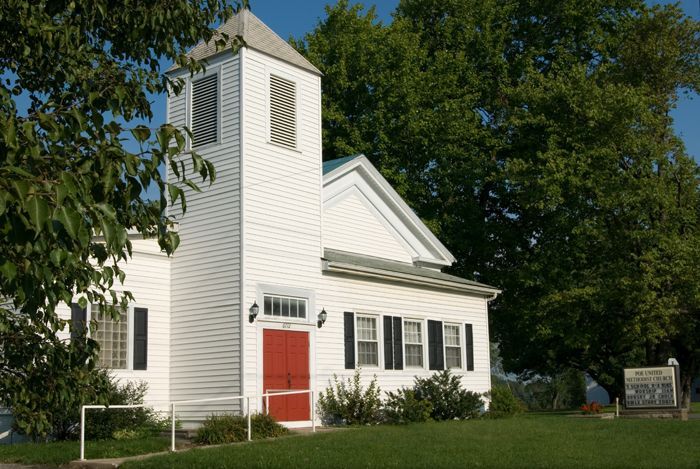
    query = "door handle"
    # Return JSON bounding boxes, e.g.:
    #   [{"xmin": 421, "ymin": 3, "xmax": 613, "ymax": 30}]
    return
[{"xmin": 287, "ymin": 372, "xmax": 292, "ymax": 388}]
